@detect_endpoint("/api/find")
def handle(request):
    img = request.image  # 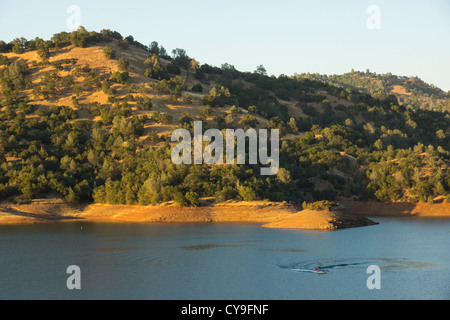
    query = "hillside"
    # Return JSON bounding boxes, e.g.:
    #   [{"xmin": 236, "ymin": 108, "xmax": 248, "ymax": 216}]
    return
[
  {"xmin": 0, "ymin": 27, "xmax": 449, "ymax": 208},
  {"xmin": 299, "ymin": 70, "xmax": 450, "ymax": 113}
]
